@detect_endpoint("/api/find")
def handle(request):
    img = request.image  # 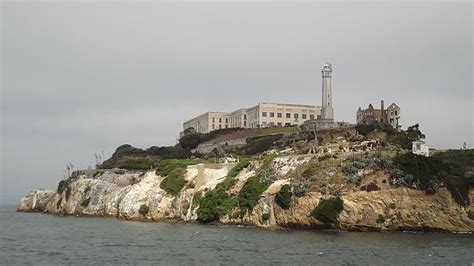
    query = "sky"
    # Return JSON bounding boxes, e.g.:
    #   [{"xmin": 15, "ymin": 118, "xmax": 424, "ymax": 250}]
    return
[{"xmin": 1, "ymin": 1, "xmax": 472, "ymax": 204}]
